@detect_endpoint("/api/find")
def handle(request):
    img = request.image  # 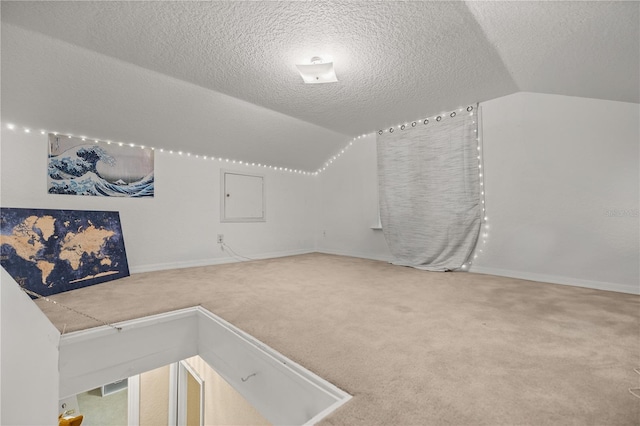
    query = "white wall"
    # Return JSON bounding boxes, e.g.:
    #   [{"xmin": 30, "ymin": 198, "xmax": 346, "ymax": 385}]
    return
[
  {"xmin": 471, "ymin": 92, "xmax": 639, "ymax": 293},
  {"xmin": 1, "ymin": 128, "xmax": 316, "ymax": 272},
  {"xmin": 315, "ymin": 134, "xmax": 391, "ymax": 260},
  {"xmin": 1, "ymin": 22, "xmax": 330, "ymax": 273},
  {"xmin": 317, "ymin": 93, "xmax": 639, "ymax": 294},
  {"xmin": 1, "ymin": 269, "xmax": 60, "ymax": 425},
  {"xmin": 0, "ymin": 24, "xmax": 319, "ymax": 422}
]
